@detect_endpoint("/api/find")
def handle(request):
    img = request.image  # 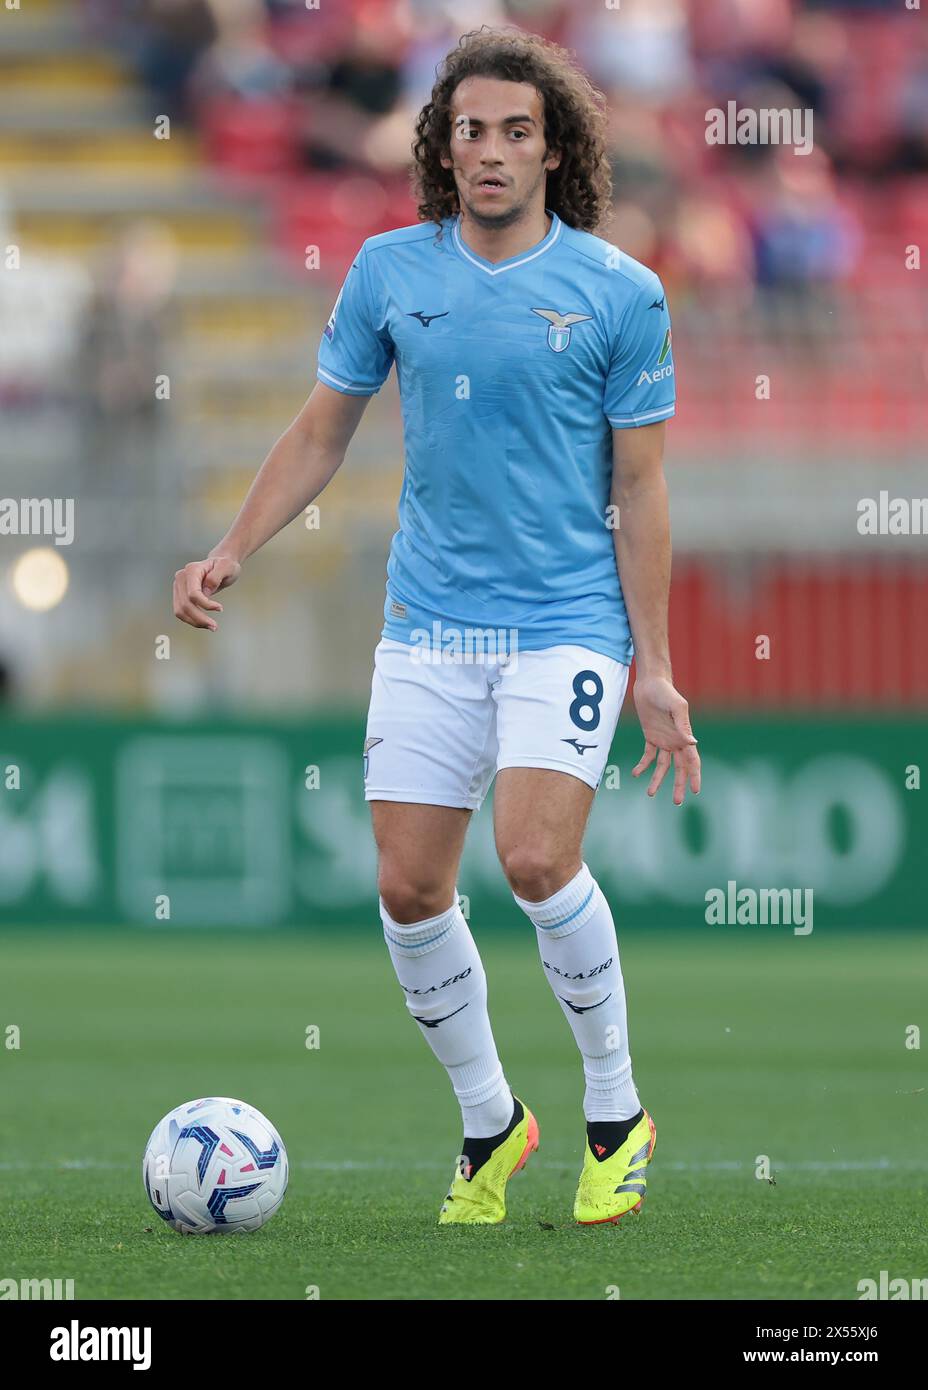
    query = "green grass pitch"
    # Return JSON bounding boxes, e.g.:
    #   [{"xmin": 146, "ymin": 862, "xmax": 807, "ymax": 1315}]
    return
[{"xmin": 1, "ymin": 929, "xmax": 925, "ymax": 1300}]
